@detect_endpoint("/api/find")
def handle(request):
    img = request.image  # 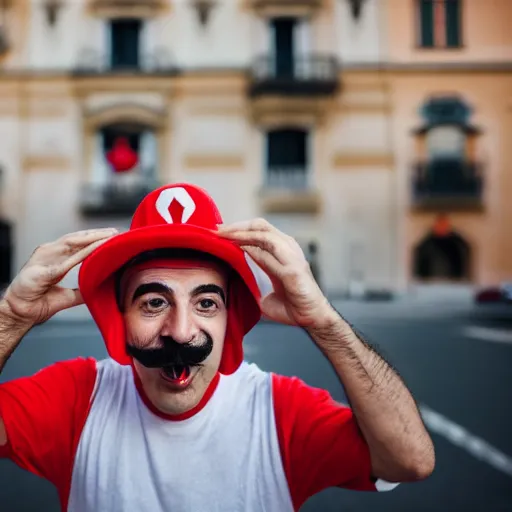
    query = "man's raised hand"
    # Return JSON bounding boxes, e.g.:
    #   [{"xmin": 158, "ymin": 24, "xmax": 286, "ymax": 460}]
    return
[{"xmin": 1, "ymin": 228, "xmax": 117, "ymax": 326}]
